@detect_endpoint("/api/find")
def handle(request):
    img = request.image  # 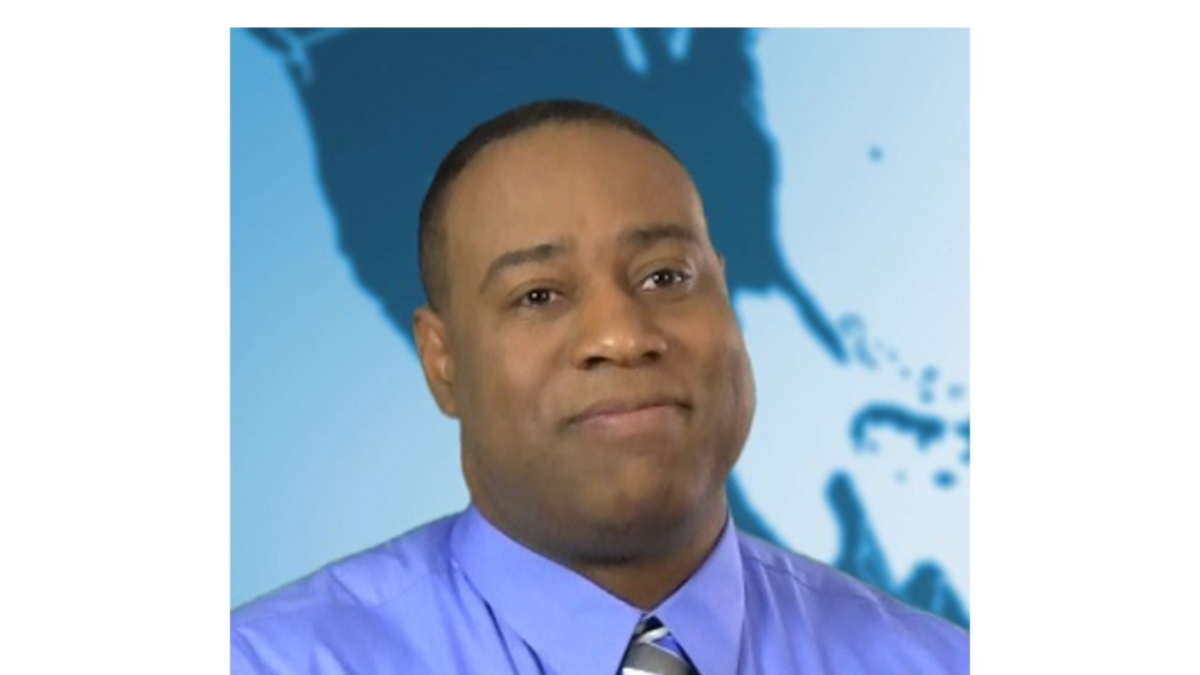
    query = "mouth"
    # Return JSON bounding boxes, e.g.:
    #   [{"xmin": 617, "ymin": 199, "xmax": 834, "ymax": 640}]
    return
[{"xmin": 564, "ymin": 396, "xmax": 691, "ymax": 435}]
